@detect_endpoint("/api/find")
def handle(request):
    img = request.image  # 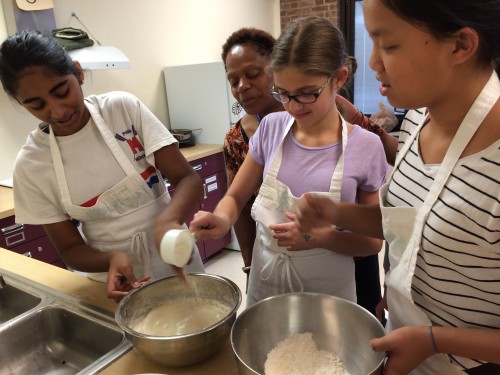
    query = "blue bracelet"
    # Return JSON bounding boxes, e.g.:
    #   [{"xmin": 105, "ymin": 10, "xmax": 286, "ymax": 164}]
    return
[{"xmin": 429, "ymin": 325, "xmax": 439, "ymax": 353}]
